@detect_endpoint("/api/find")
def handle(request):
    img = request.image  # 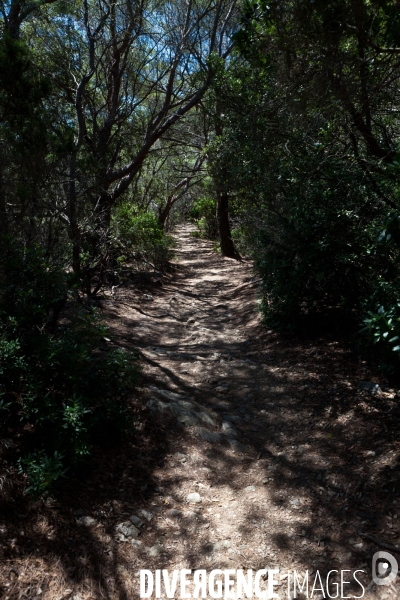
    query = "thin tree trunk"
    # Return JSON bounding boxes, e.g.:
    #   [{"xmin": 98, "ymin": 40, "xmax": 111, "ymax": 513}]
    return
[{"xmin": 159, "ymin": 203, "xmax": 171, "ymax": 228}]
